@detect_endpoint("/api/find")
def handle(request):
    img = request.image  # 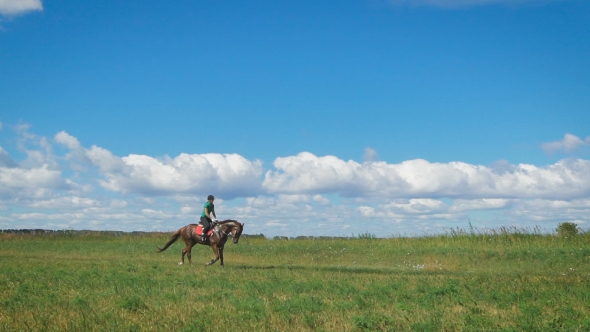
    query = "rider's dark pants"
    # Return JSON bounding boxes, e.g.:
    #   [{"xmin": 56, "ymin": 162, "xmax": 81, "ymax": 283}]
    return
[{"xmin": 200, "ymin": 216, "xmax": 212, "ymax": 235}]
